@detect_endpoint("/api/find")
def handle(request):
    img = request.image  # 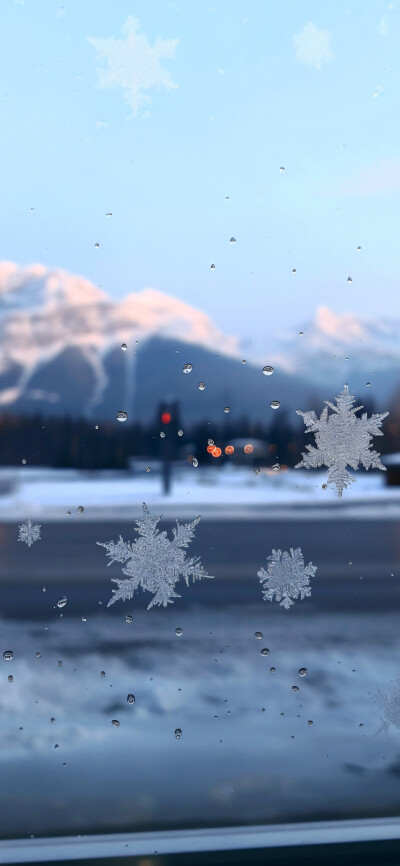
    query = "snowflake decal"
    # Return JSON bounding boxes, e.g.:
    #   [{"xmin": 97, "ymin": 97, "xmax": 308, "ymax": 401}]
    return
[
  {"xmin": 373, "ymin": 674, "xmax": 400, "ymax": 733},
  {"xmin": 295, "ymin": 385, "xmax": 388, "ymax": 497},
  {"xmin": 18, "ymin": 518, "xmax": 41, "ymax": 547},
  {"xmin": 97, "ymin": 503, "xmax": 213, "ymax": 610},
  {"xmin": 258, "ymin": 548, "xmax": 316, "ymax": 609}
]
